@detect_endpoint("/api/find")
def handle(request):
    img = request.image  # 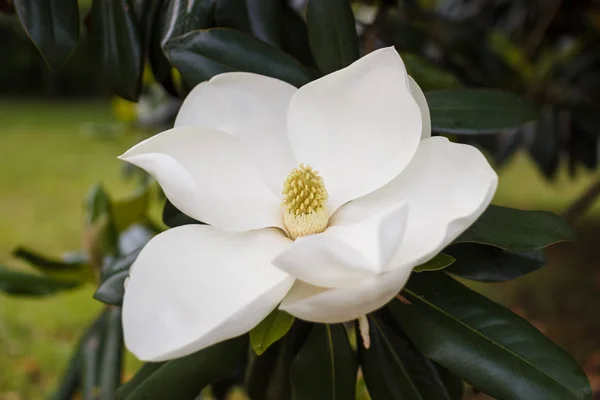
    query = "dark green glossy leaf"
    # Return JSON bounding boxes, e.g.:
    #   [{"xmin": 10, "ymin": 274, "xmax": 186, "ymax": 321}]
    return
[
  {"xmin": 13, "ymin": 247, "xmax": 86, "ymax": 271},
  {"xmin": 14, "ymin": 0, "xmax": 79, "ymax": 69},
  {"xmin": 118, "ymin": 336, "xmax": 247, "ymax": 400},
  {"xmin": 290, "ymin": 324, "xmax": 358, "ymax": 400},
  {"xmin": 572, "ymin": 106, "xmax": 600, "ymax": 138},
  {"xmin": 211, "ymin": 347, "xmax": 246, "ymax": 400},
  {"xmin": 52, "ymin": 311, "xmax": 109, "ymax": 400},
  {"xmin": 12, "ymin": 247, "xmax": 89, "ymax": 282},
  {"xmin": 82, "ymin": 313, "xmax": 108, "ymax": 400},
  {"xmin": 51, "ymin": 338, "xmax": 83, "ymax": 400},
  {"xmin": 91, "ymin": 0, "xmax": 144, "ymax": 101},
  {"xmin": 132, "ymin": 0, "xmax": 162, "ymax": 61},
  {"xmin": 569, "ymin": 115, "xmax": 599, "ymax": 172},
  {"xmin": 246, "ymin": 320, "xmax": 313, "ymax": 400},
  {"xmin": 358, "ymin": 313, "xmax": 462, "ymax": 400},
  {"xmin": 245, "ymin": 341, "xmax": 282, "ymax": 400},
  {"xmin": 214, "ymin": 0, "xmax": 251, "ymax": 33},
  {"xmin": 403, "ymin": 53, "xmax": 461, "ymax": 91},
  {"xmin": 162, "ymin": 198, "xmax": 203, "ymax": 227},
  {"xmin": 413, "ymin": 253, "xmax": 455, "ymax": 272},
  {"xmin": 247, "ymin": 0, "xmax": 281, "ymax": 46},
  {"xmin": 146, "ymin": 0, "xmax": 172, "ymax": 88},
  {"xmin": 389, "ymin": 272, "xmax": 592, "ymax": 400},
  {"xmin": 99, "ymin": 307, "xmax": 124, "ymax": 400},
  {"xmin": 117, "ymin": 363, "xmax": 165, "ymax": 400},
  {"xmin": 250, "ymin": 309, "xmax": 294, "ymax": 355},
  {"xmin": 306, "ymin": 0, "xmax": 358, "ymax": 74},
  {"xmin": 153, "ymin": 0, "xmax": 214, "ymax": 91},
  {"xmin": 0, "ymin": 266, "xmax": 80, "ymax": 296},
  {"xmin": 161, "ymin": 0, "xmax": 215, "ymax": 47},
  {"xmin": 166, "ymin": 28, "xmax": 314, "ymax": 87},
  {"xmin": 455, "ymin": 205, "xmax": 574, "ymax": 251},
  {"xmin": 95, "ymin": 248, "xmax": 141, "ymax": 306},
  {"xmin": 446, "ymin": 243, "xmax": 545, "ymax": 282},
  {"xmin": 528, "ymin": 107, "xmax": 559, "ymax": 179},
  {"xmin": 100, "ymin": 248, "xmax": 141, "ymax": 281},
  {"xmin": 434, "ymin": 364, "xmax": 464, "ymax": 400},
  {"xmin": 426, "ymin": 89, "xmax": 539, "ymax": 134},
  {"xmin": 280, "ymin": 5, "xmax": 316, "ymax": 68}
]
